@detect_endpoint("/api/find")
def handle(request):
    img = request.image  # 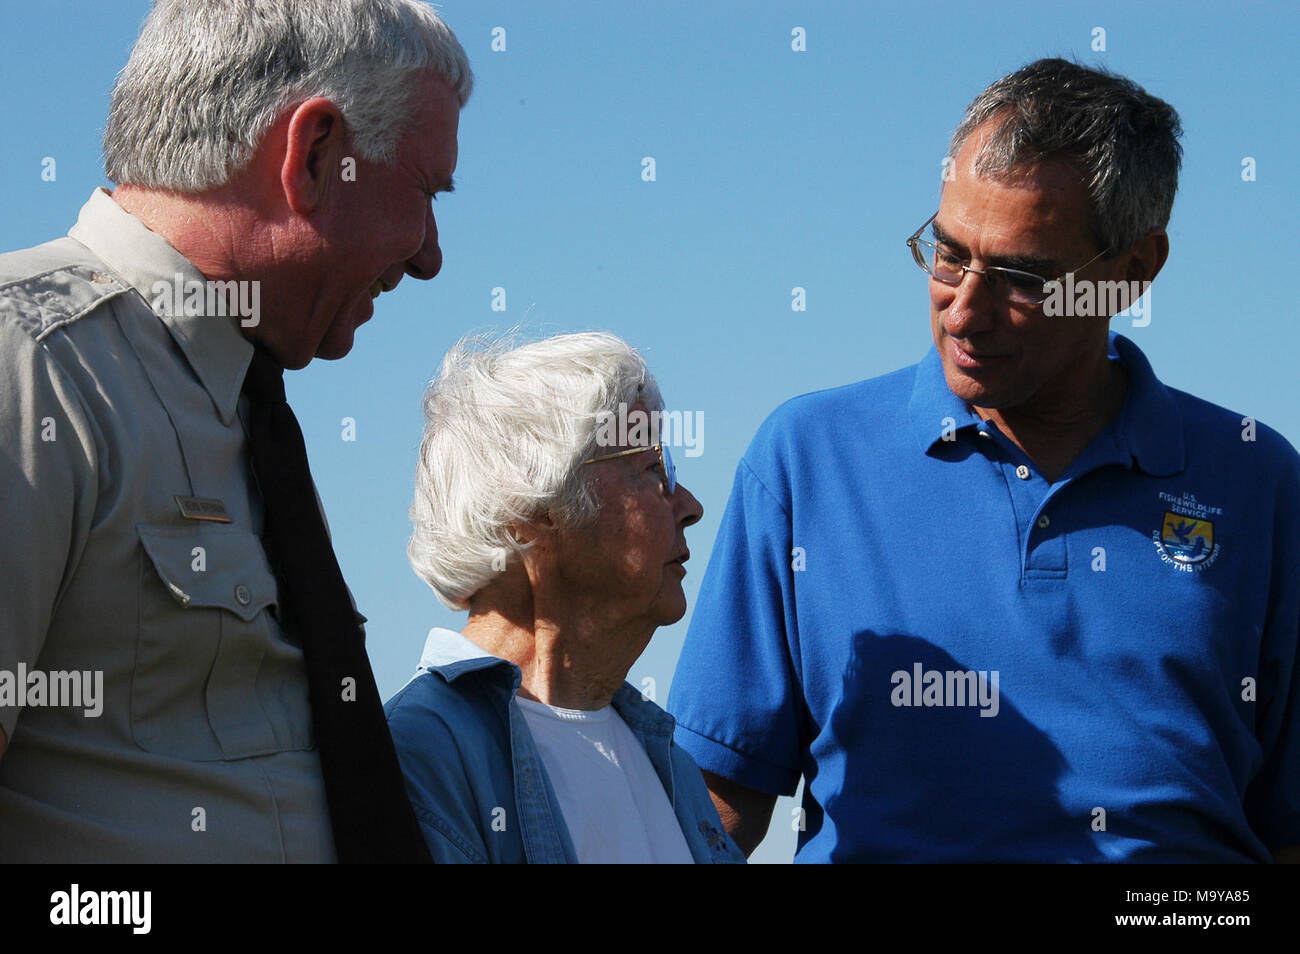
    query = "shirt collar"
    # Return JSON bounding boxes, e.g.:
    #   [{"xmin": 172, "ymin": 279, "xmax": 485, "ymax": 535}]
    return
[
  {"xmin": 413, "ymin": 626, "xmax": 674, "ymax": 736},
  {"xmin": 907, "ymin": 331, "xmax": 1184, "ymax": 476},
  {"xmin": 906, "ymin": 344, "xmax": 984, "ymax": 452},
  {"xmin": 67, "ymin": 188, "xmax": 252, "ymax": 424},
  {"xmin": 415, "ymin": 626, "xmax": 517, "ymax": 684},
  {"xmin": 611, "ymin": 684, "xmax": 675, "ymax": 737},
  {"xmin": 1106, "ymin": 332, "xmax": 1184, "ymax": 476}
]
